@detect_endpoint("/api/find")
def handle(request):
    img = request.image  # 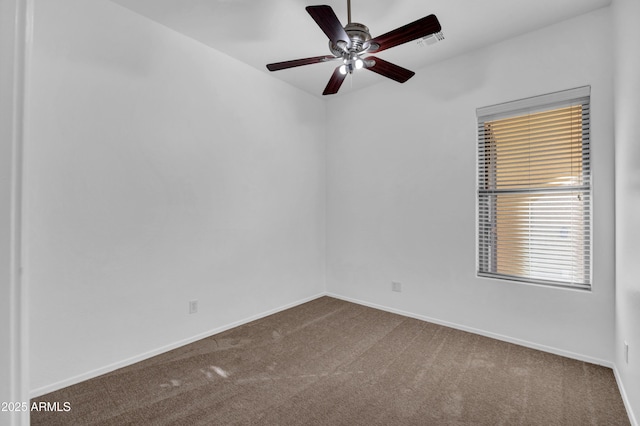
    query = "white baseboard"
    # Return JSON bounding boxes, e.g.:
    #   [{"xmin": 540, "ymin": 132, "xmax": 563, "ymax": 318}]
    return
[
  {"xmin": 326, "ymin": 292, "xmax": 613, "ymax": 368},
  {"xmin": 613, "ymin": 365, "xmax": 639, "ymax": 426},
  {"xmin": 30, "ymin": 292, "xmax": 326, "ymax": 398}
]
